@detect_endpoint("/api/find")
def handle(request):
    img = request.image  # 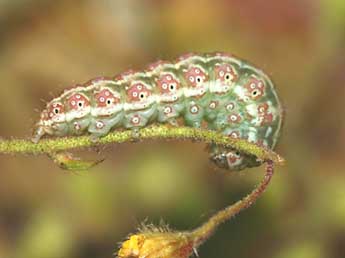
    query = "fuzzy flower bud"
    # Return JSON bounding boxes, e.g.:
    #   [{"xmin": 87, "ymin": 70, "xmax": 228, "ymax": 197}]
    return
[{"xmin": 117, "ymin": 229, "xmax": 195, "ymax": 258}]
